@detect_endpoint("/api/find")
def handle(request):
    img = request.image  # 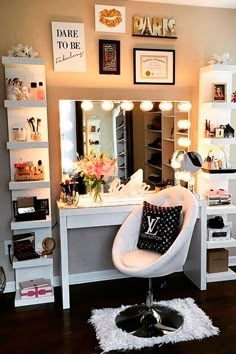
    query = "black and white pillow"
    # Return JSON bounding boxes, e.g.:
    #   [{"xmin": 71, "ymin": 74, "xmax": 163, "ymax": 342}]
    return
[{"xmin": 137, "ymin": 201, "xmax": 182, "ymax": 254}]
